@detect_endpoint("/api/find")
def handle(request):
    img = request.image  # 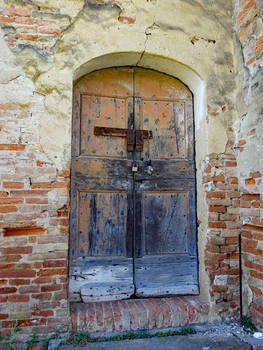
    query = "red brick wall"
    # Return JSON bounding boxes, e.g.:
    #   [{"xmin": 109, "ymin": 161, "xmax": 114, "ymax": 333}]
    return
[
  {"xmin": 0, "ymin": 101, "xmax": 70, "ymax": 334},
  {"xmin": 203, "ymin": 124, "xmax": 241, "ymax": 317},
  {"xmin": 235, "ymin": 0, "xmax": 263, "ymax": 331},
  {"xmin": 0, "ymin": 4, "xmax": 64, "ymax": 56}
]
